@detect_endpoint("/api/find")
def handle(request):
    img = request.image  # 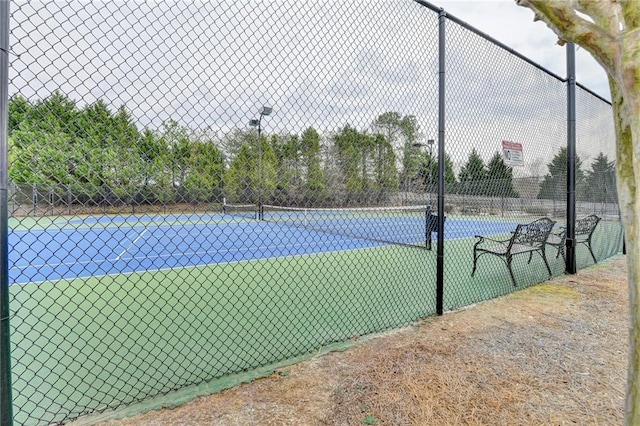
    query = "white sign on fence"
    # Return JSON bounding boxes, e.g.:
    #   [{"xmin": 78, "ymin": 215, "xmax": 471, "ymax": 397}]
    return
[{"xmin": 501, "ymin": 140, "xmax": 524, "ymax": 166}]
